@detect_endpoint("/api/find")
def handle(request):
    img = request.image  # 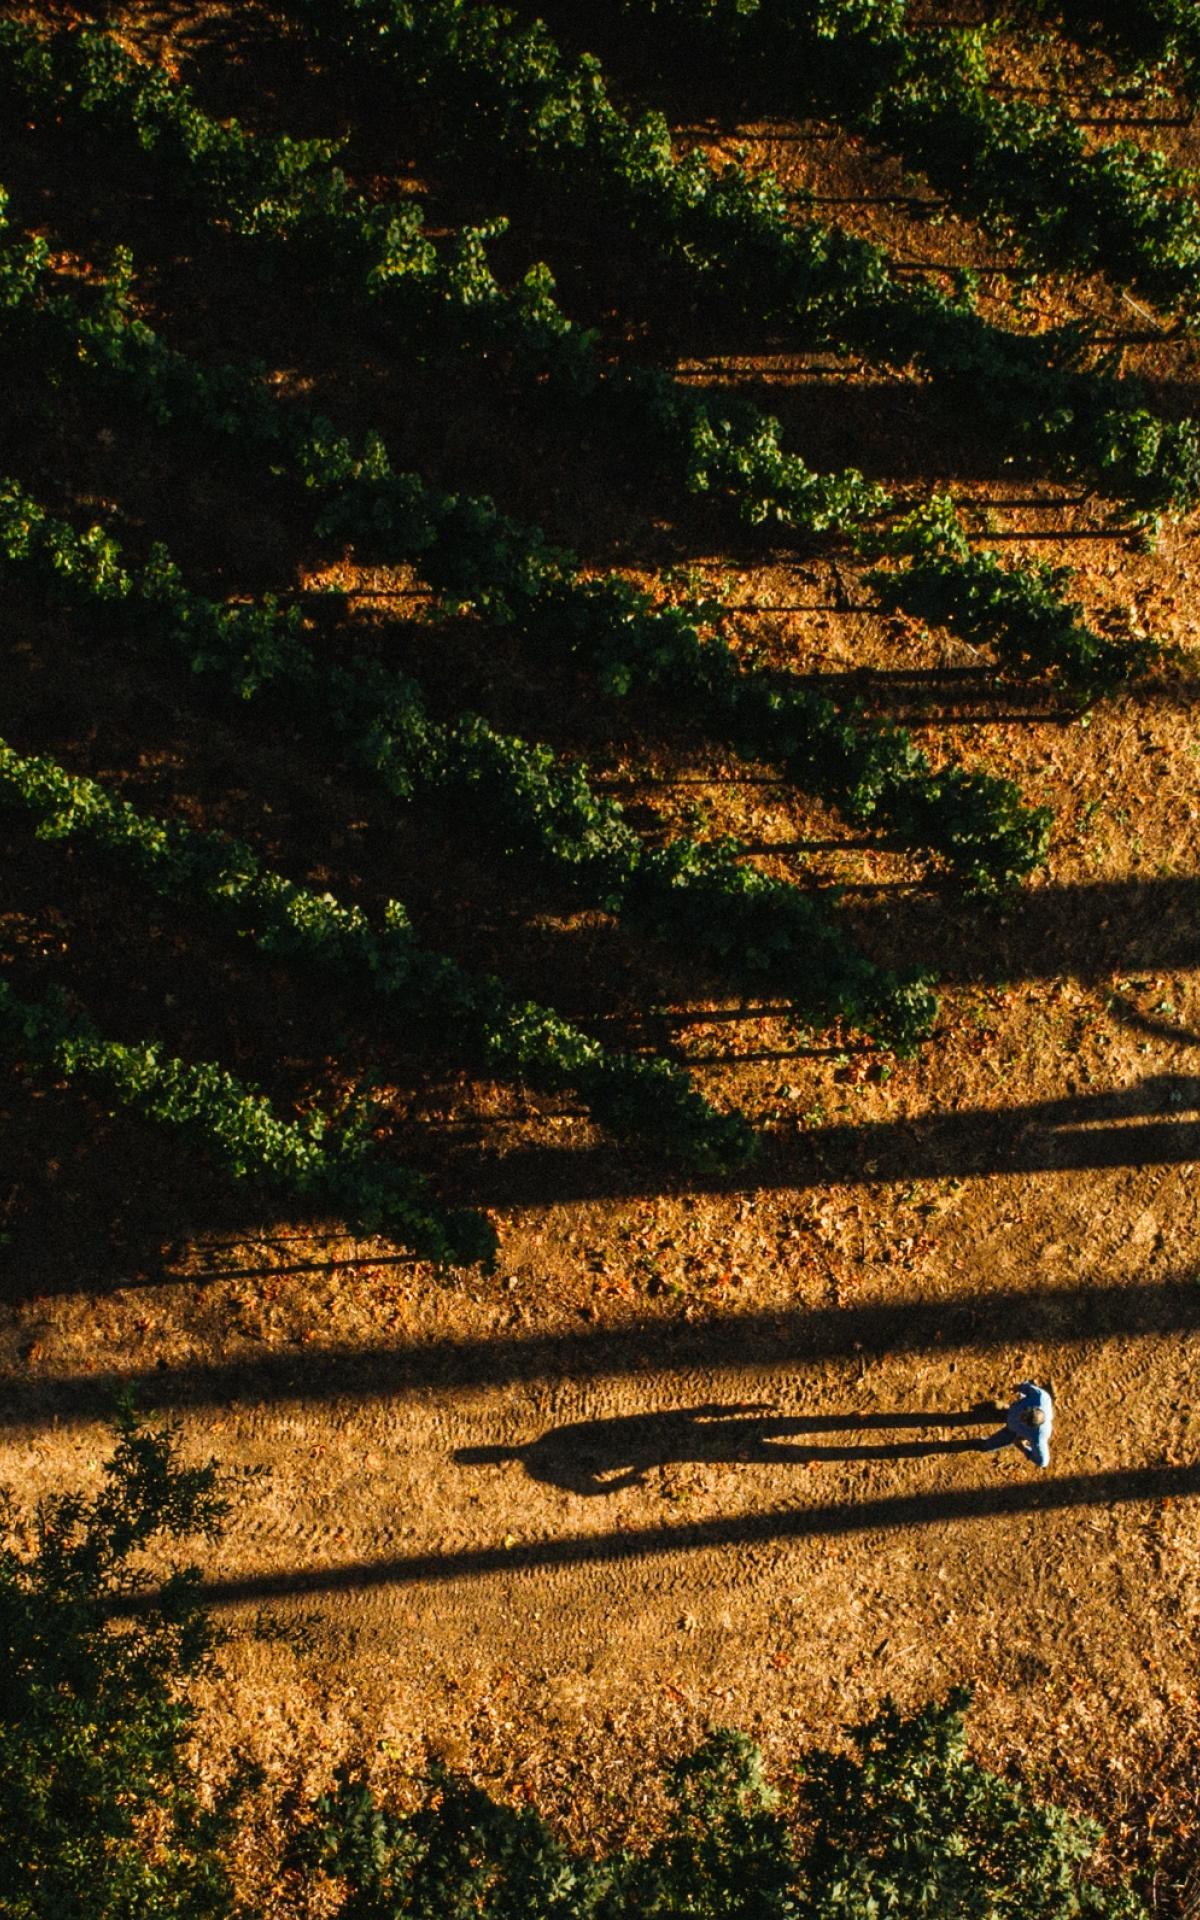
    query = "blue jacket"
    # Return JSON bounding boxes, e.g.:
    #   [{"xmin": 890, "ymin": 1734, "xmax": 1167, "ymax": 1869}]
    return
[{"xmin": 1007, "ymin": 1381, "xmax": 1053, "ymax": 1468}]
